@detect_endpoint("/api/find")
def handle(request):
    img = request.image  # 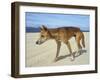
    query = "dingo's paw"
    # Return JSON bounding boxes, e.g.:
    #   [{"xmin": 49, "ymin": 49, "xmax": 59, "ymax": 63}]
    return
[{"xmin": 70, "ymin": 56, "xmax": 75, "ymax": 61}]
